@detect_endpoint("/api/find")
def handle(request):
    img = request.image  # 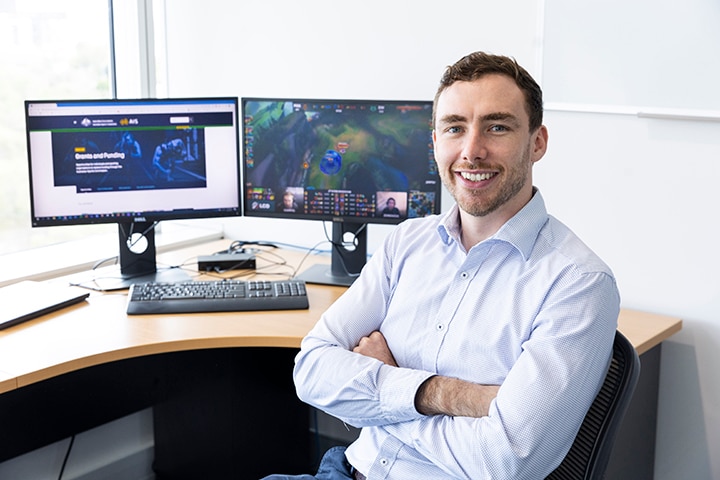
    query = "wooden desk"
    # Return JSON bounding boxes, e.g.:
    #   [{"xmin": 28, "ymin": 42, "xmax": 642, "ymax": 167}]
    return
[
  {"xmin": 618, "ymin": 308, "xmax": 682, "ymax": 355},
  {"xmin": 0, "ymin": 244, "xmax": 343, "ymax": 395},
  {"xmin": 0, "ymin": 240, "xmax": 681, "ymax": 479}
]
